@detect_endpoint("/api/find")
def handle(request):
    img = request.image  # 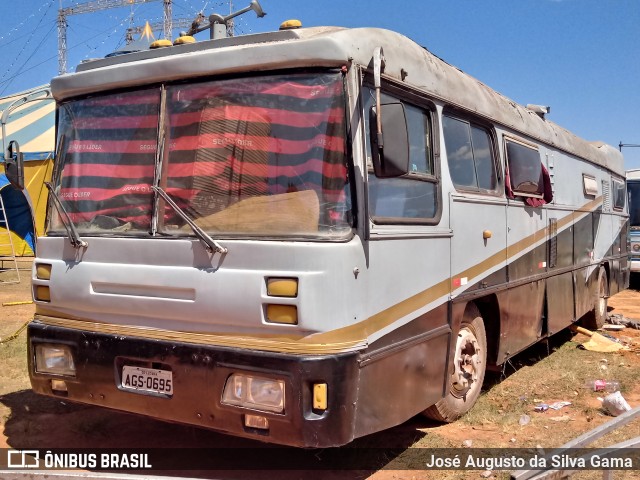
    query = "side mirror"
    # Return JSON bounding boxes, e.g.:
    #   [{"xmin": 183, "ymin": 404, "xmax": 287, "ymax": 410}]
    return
[
  {"xmin": 370, "ymin": 103, "xmax": 410, "ymax": 178},
  {"xmin": 5, "ymin": 140, "xmax": 24, "ymax": 190}
]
